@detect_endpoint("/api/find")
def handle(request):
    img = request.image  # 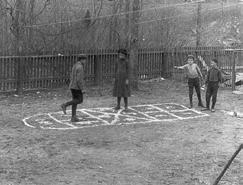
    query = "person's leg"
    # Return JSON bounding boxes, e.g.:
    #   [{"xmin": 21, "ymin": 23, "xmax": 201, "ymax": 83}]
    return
[
  {"xmin": 71, "ymin": 90, "xmax": 83, "ymax": 122},
  {"xmin": 124, "ymin": 97, "xmax": 128, "ymax": 110},
  {"xmin": 203, "ymin": 84, "xmax": 212, "ymax": 110},
  {"xmin": 76, "ymin": 90, "xmax": 83, "ymax": 105},
  {"xmin": 114, "ymin": 97, "xmax": 121, "ymax": 110},
  {"xmin": 61, "ymin": 89, "xmax": 76, "ymax": 114},
  {"xmin": 72, "ymin": 104, "xmax": 77, "ymax": 117},
  {"xmin": 194, "ymin": 78, "xmax": 204, "ymax": 107},
  {"xmin": 211, "ymin": 84, "xmax": 219, "ymax": 112},
  {"xmin": 188, "ymin": 79, "xmax": 193, "ymax": 108}
]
